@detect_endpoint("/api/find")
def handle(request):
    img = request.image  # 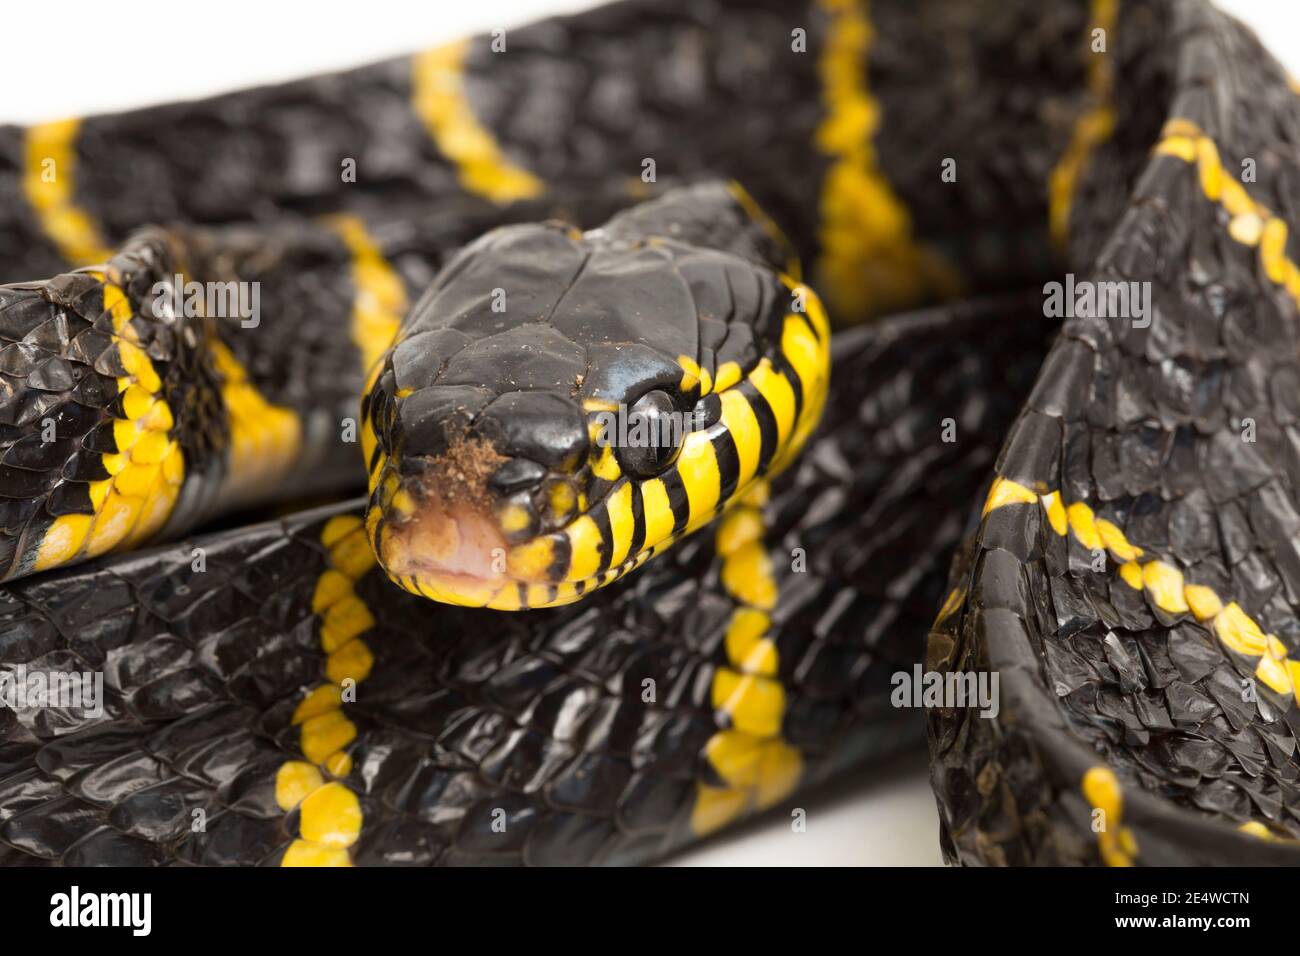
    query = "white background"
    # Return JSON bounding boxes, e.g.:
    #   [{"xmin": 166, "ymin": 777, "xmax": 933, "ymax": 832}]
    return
[{"xmin": 0, "ymin": 0, "xmax": 1292, "ymax": 866}]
